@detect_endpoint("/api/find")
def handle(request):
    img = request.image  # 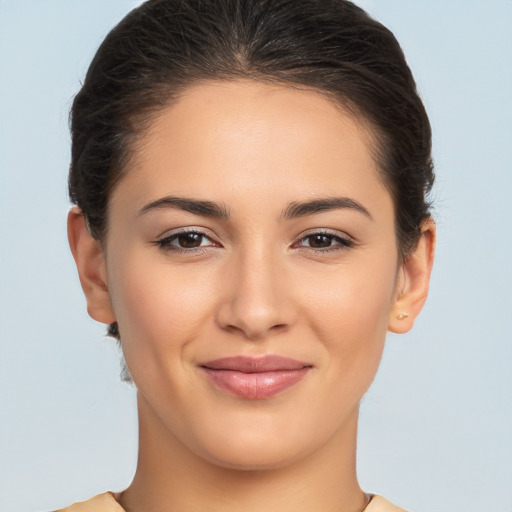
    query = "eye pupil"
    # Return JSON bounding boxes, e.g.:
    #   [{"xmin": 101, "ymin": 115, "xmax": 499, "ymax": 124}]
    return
[
  {"xmin": 178, "ymin": 233, "xmax": 202, "ymax": 248},
  {"xmin": 309, "ymin": 234, "xmax": 332, "ymax": 248}
]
